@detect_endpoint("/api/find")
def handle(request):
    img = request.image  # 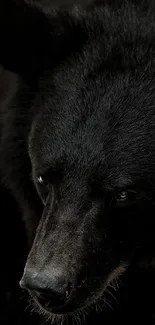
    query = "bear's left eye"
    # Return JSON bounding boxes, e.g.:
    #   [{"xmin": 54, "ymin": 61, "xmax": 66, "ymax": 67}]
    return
[{"xmin": 115, "ymin": 191, "xmax": 128, "ymax": 203}]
